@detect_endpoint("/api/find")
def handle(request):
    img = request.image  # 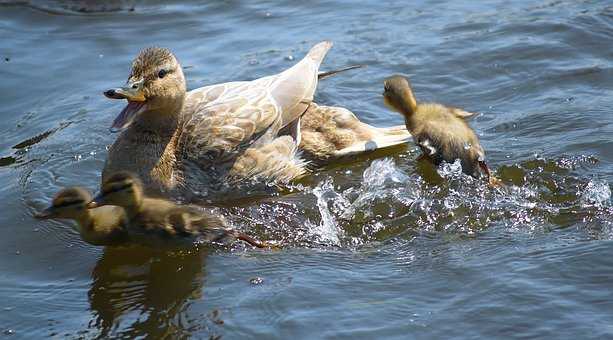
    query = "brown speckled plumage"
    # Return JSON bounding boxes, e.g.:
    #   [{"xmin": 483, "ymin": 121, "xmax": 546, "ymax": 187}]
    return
[
  {"xmin": 104, "ymin": 42, "xmax": 333, "ymax": 201},
  {"xmin": 300, "ymin": 103, "xmax": 411, "ymax": 161}
]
